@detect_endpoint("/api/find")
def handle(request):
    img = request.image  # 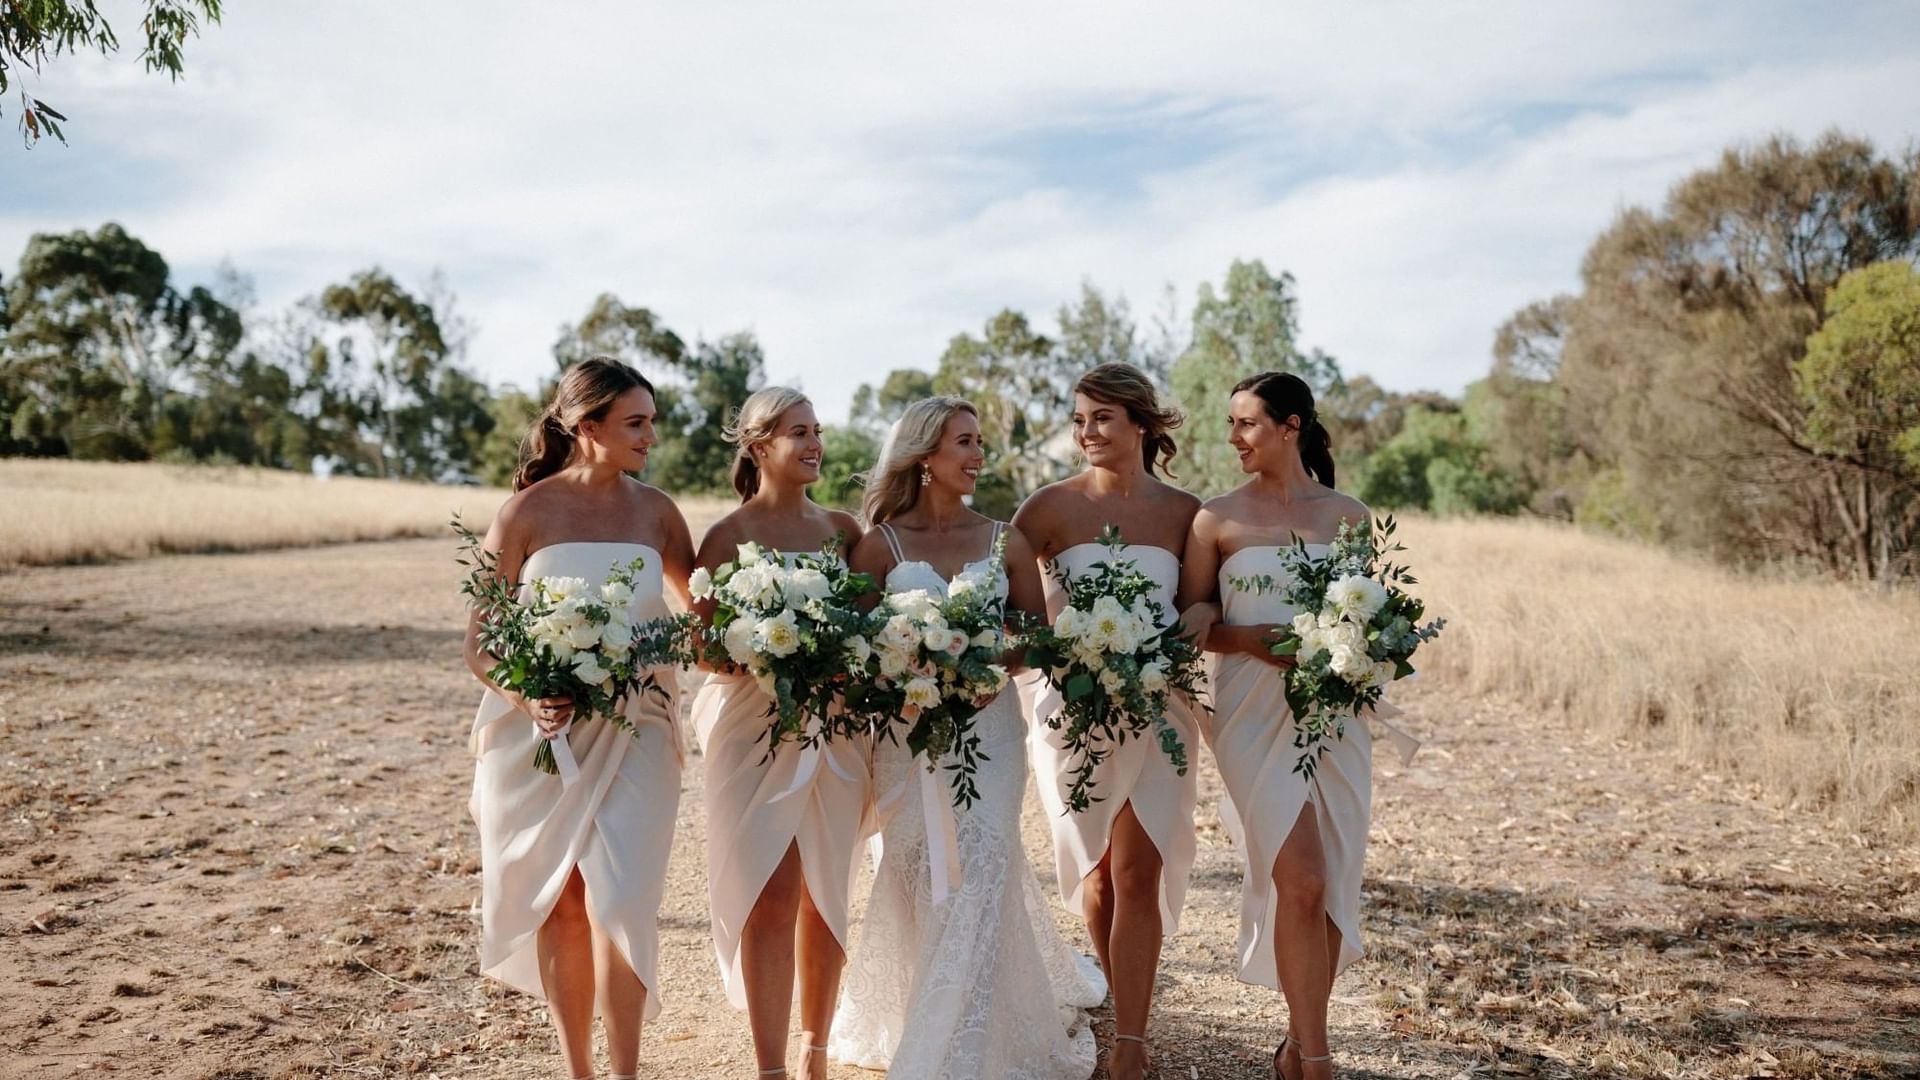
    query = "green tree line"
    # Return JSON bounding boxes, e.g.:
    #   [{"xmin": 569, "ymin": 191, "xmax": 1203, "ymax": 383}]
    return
[{"xmin": 6, "ymin": 129, "xmax": 1916, "ymax": 577}]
